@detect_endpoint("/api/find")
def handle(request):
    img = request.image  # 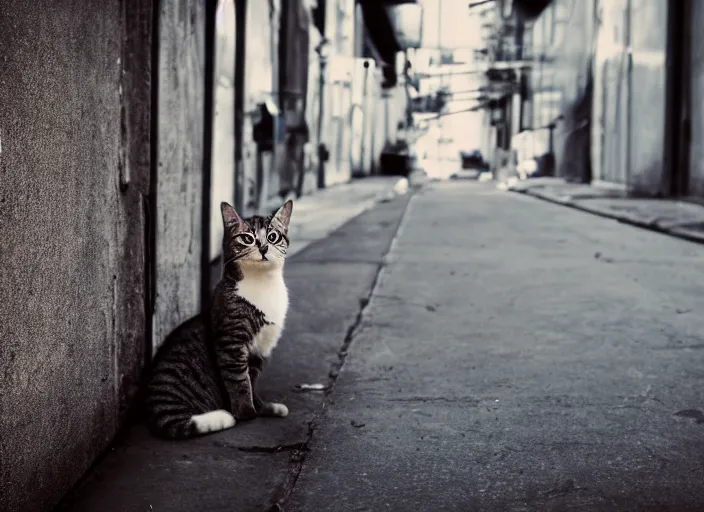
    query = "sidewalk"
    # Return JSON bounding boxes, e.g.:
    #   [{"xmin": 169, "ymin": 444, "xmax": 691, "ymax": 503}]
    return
[
  {"xmin": 57, "ymin": 183, "xmax": 414, "ymax": 512},
  {"xmin": 507, "ymin": 177, "xmax": 704, "ymax": 244},
  {"xmin": 277, "ymin": 175, "xmax": 420, "ymax": 258}
]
